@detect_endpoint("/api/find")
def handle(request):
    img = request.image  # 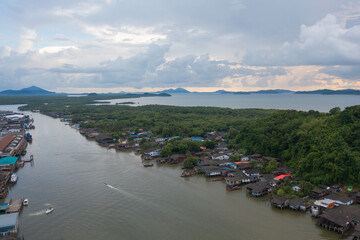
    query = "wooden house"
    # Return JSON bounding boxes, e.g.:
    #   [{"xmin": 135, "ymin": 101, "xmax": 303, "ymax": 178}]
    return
[
  {"xmin": 317, "ymin": 205, "xmax": 360, "ymax": 235},
  {"xmin": 246, "ymin": 182, "xmax": 272, "ymax": 197},
  {"xmin": 95, "ymin": 134, "xmax": 114, "ymax": 144},
  {"xmin": 311, "ymin": 188, "xmax": 329, "ymax": 199},
  {"xmin": 289, "ymin": 198, "xmax": 307, "ymax": 211},
  {"xmin": 270, "ymin": 195, "xmax": 289, "ymax": 209}
]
